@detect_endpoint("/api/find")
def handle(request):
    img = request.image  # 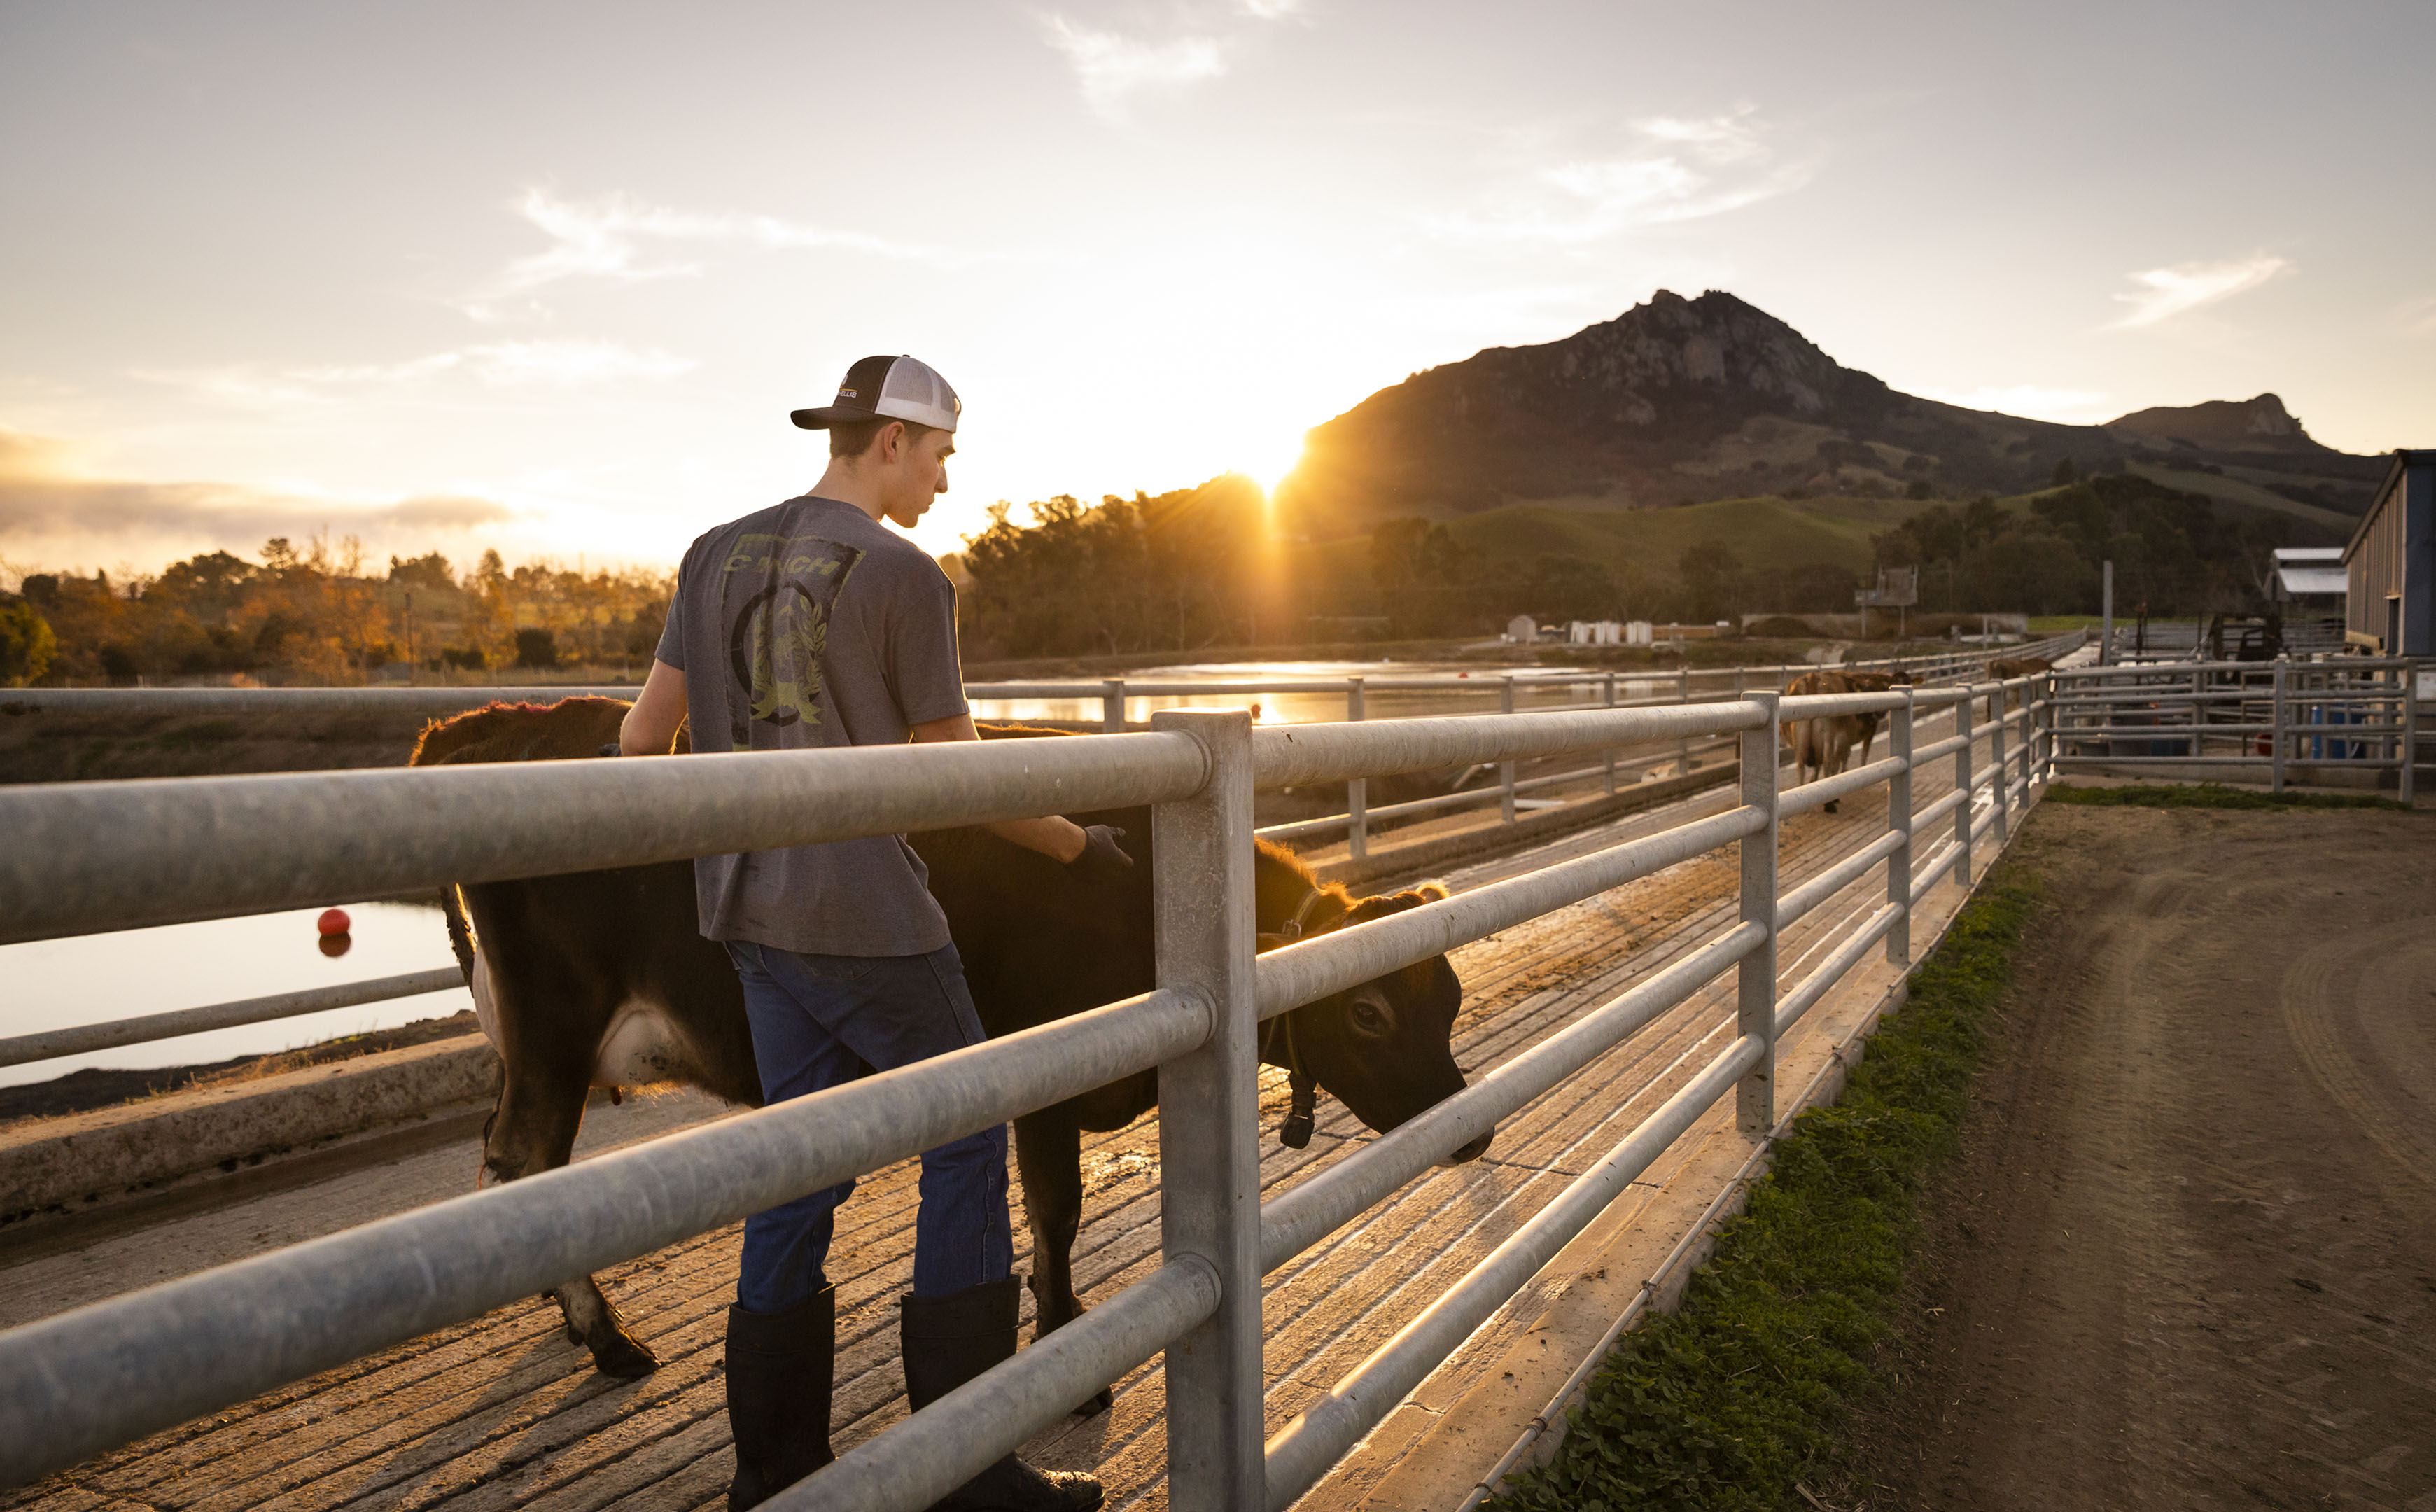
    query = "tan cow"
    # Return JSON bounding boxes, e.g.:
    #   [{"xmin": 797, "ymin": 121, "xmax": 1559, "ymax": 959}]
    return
[
  {"xmin": 1784, "ymin": 669, "xmax": 1860, "ymax": 811},
  {"xmin": 1839, "ymin": 668, "xmax": 1918, "ymax": 765},
  {"xmin": 1784, "ymin": 668, "xmax": 1919, "ymax": 811},
  {"xmin": 1987, "ymin": 656, "xmax": 2052, "ymax": 713}
]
